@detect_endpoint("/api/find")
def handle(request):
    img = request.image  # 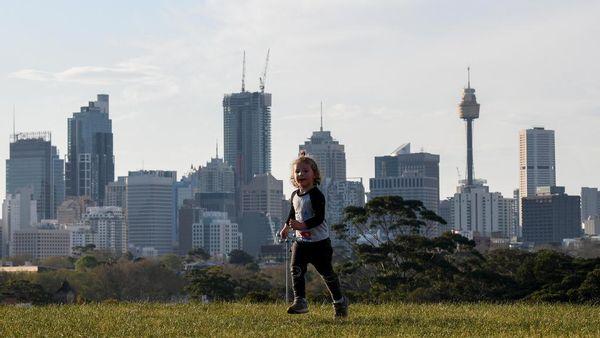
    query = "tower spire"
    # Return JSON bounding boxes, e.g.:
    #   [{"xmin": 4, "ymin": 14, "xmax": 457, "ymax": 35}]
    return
[
  {"xmin": 12, "ymin": 104, "xmax": 16, "ymax": 140},
  {"xmin": 467, "ymin": 66, "xmax": 471, "ymax": 88},
  {"xmin": 241, "ymin": 51, "xmax": 246, "ymax": 92},
  {"xmin": 320, "ymin": 101, "xmax": 323, "ymax": 132},
  {"xmin": 216, "ymin": 139, "xmax": 219, "ymax": 158}
]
